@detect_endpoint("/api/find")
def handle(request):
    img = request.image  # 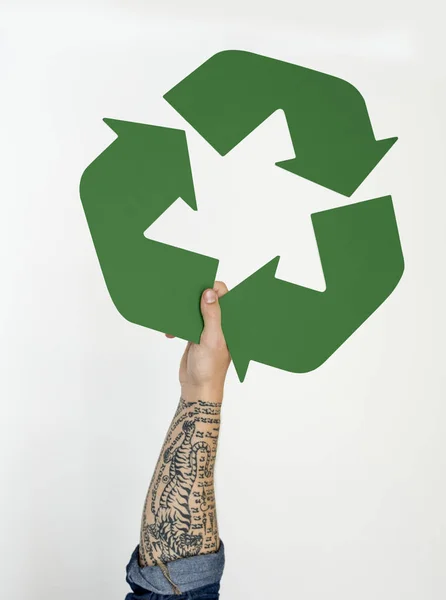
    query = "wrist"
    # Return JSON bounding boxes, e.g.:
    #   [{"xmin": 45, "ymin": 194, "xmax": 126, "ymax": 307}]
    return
[{"xmin": 181, "ymin": 382, "xmax": 225, "ymax": 404}]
